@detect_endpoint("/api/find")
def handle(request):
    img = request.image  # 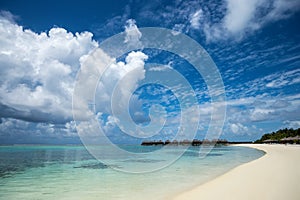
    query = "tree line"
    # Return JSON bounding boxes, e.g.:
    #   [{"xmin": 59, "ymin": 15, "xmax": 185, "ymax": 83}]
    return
[{"xmin": 255, "ymin": 128, "xmax": 300, "ymax": 144}]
